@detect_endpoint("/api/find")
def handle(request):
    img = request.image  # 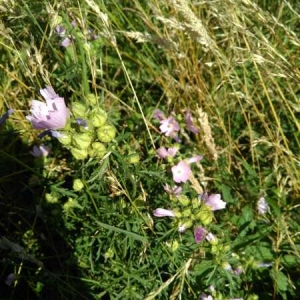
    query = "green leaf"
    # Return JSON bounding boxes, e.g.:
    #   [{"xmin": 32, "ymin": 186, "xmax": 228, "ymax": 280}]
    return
[{"xmin": 270, "ymin": 270, "xmax": 288, "ymax": 293}]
